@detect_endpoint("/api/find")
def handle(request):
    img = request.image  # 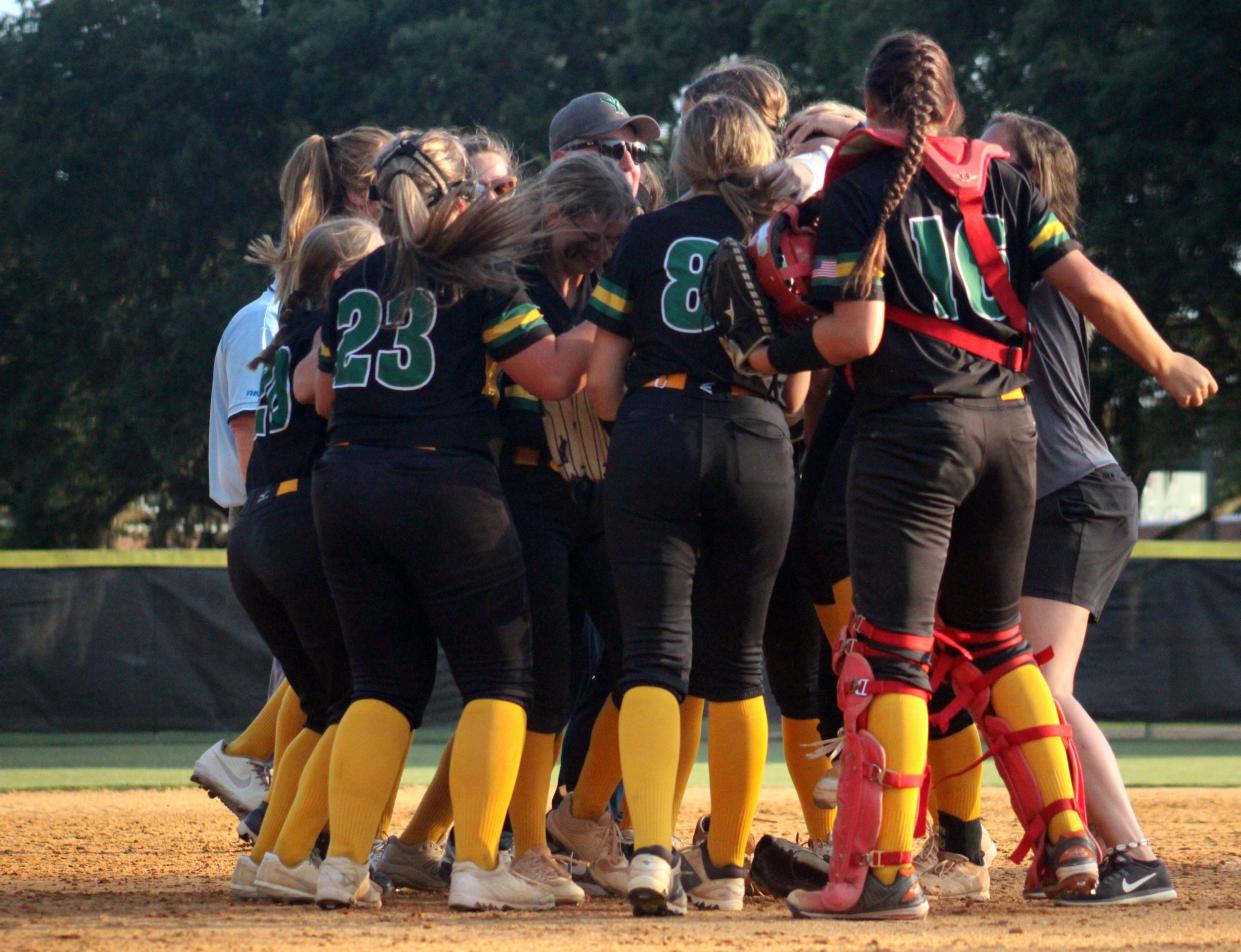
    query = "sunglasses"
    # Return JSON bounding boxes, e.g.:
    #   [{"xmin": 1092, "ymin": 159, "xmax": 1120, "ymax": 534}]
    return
[
  {"xmin": 564, "ymin": 138, "xmax": 649, "ymax": 165},
  {"xmin": 485, "ymin": 175, "xmax": 518, "ymax": 199}
]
